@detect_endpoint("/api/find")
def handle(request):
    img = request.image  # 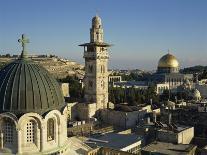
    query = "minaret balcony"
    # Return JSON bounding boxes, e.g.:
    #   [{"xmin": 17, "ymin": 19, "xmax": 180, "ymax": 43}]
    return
[{"xmin": 84, "ymin": 51, "xmax": 109, "ymax": 59}]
